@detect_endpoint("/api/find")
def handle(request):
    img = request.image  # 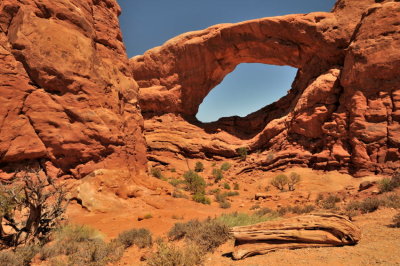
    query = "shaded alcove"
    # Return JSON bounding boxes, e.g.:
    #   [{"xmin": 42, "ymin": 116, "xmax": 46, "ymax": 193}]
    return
[{"xmin": 196, "ymin": 64, "xmax": 298, "ymax": 123}]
